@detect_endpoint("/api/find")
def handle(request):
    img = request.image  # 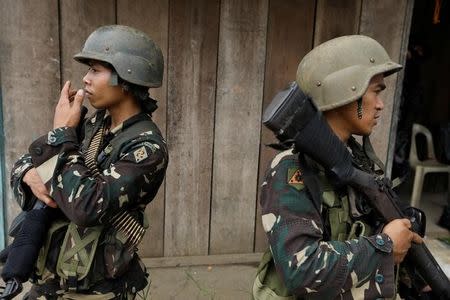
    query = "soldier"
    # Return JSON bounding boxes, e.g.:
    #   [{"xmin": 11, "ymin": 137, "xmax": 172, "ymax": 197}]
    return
[
  {"xmin": 253, "ymin": 35, "xmax": 424, "ymax": 299},
  {"xmin": 5, "ymin": 25, "xmax": 168, "ymax": 299}
]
